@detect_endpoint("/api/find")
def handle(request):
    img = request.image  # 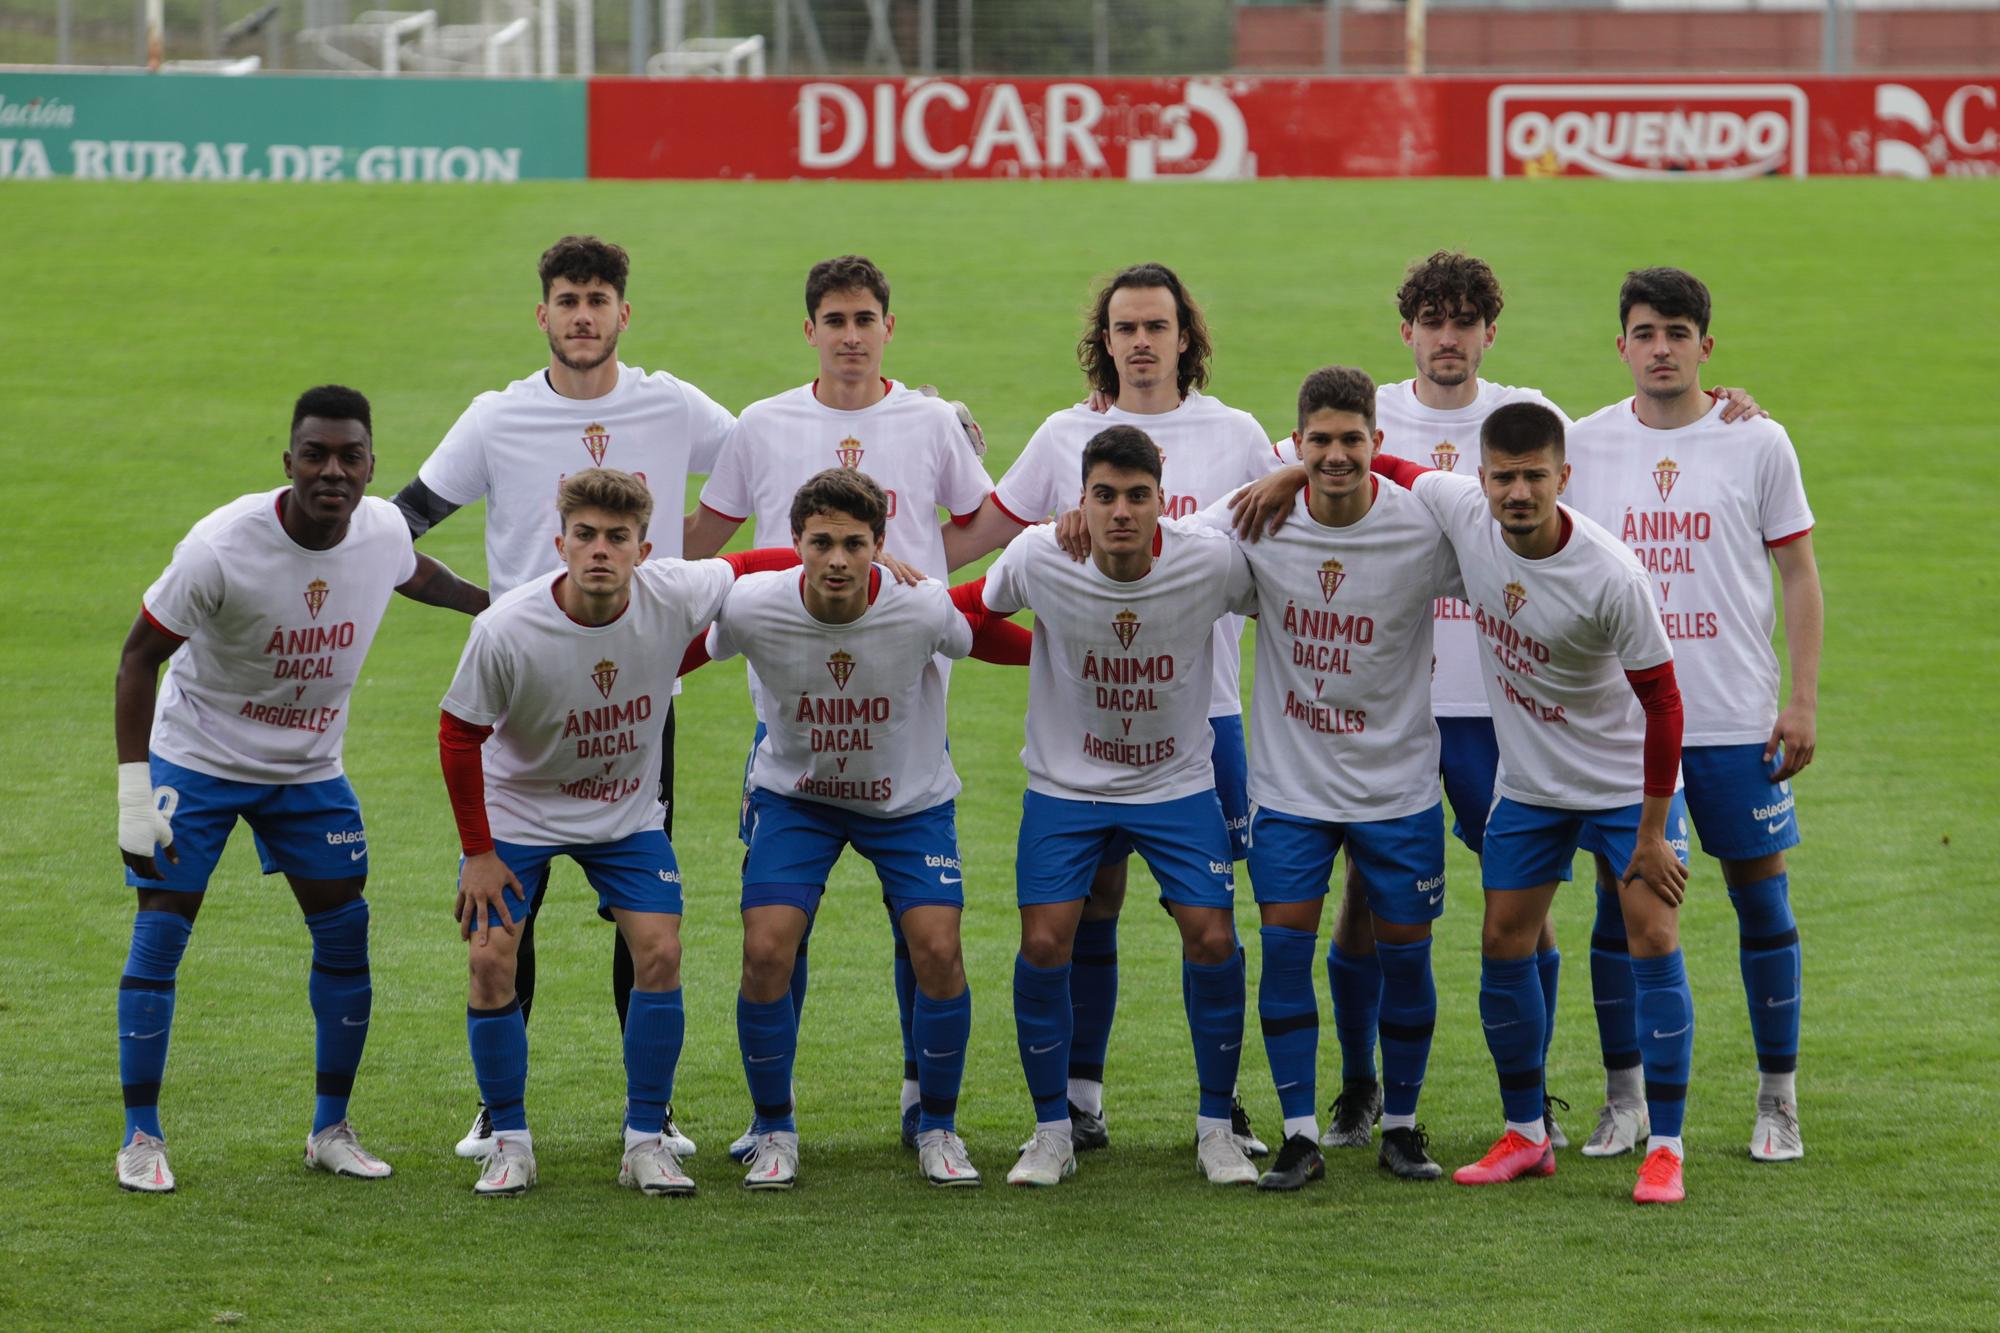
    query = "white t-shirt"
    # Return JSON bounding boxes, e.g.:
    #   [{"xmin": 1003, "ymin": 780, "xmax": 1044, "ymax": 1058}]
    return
[
  {"xmin": 1374, "ymin": 378, "xmax": 1572, "ymax": 718},
  {"xmin": 699, "ymin": 380, "xmax": 993, "ymax": 580},
  {"xmin": 1194, "ymin": 482, "xmax": 1463, "ymax": 824},
  {"xmin": 982, "ymin": 518, "xmax": 1256, "ymax": 805},
  {"xmin": 440, "ymin": 558, "xmax": 735, "ymax": 846},
  {"xmin": 141, "ymin": 490, "xmax": 416, "ymax": 785},
  {"xmin": 1565, "ymin": 397, "xmax": 1815, "ymax": 746},
  {"xmin": 709, "ymin": 570, "xmax": 973, "ymax": 817},
  {"xmin": 1409, "ymin": 472, "xmax": 1677, "ymax": 811},
  {"xmin": 996, "ymin": 391, "xmax": 1285, "ymax": 719},
  {"xmin": 419, "ymin": 363, "xmax": 735, "ymax": 595}
]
